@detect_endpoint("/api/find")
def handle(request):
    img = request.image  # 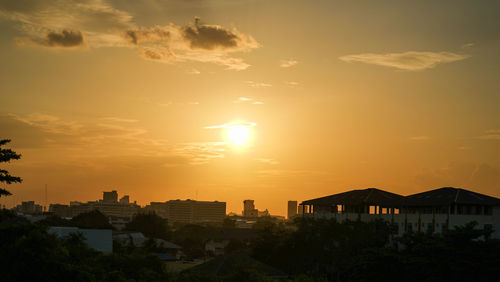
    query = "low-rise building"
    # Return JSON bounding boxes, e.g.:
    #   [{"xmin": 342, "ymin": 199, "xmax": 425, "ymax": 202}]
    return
[
  {"xmin": 49, "ymin": 191, "xmax": 141, "ymax": 219},
  {"xmin": 13, "ymin": 201, "xmax": 43, "ymax": 214},
  {"xmin": 144, "ymin": 199, "xmax": 226, "ymax": 224},
  {"xmin": 49, "ymin": 226, "xmax": 113, "ymax": 253}
]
